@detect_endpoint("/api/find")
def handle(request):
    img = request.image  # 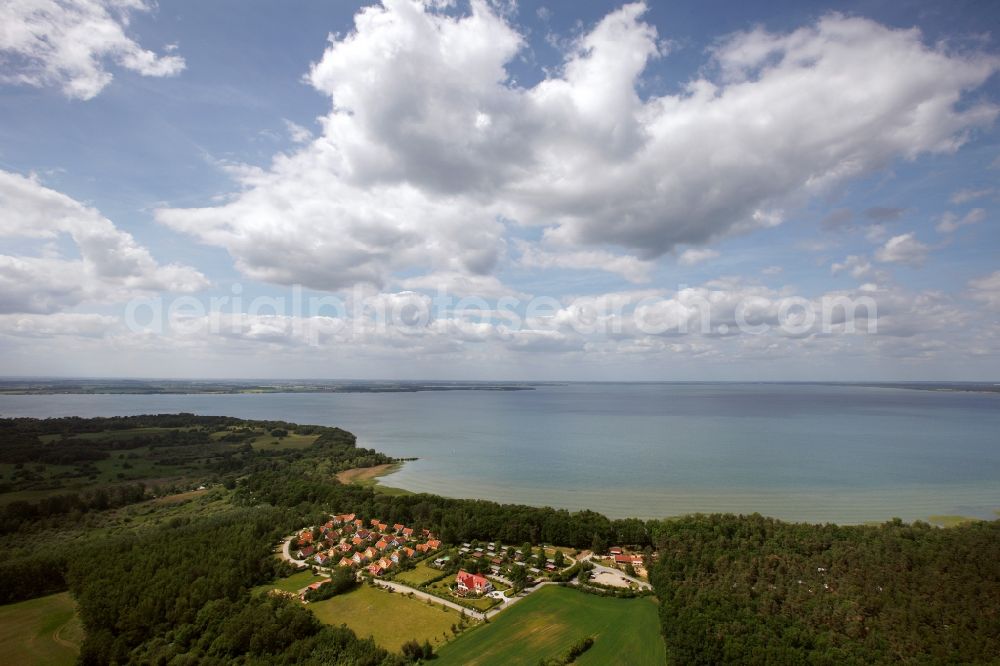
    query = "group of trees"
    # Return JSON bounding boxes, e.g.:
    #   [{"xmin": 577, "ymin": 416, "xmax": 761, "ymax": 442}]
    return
[
  {"xmin": 67, "ymin": 508, "xmax": 401, "ymax": 664},
  {"xmin": 0, "ymin": 483, "xmax": 150, "ymax": 534},
  {"xmin": 303, "ymin": 566, "xmax": 357, "ymax": 602},
  {"xmin": 648, "ymin": 514, "xmax": 1000, "ymax": 664}
]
